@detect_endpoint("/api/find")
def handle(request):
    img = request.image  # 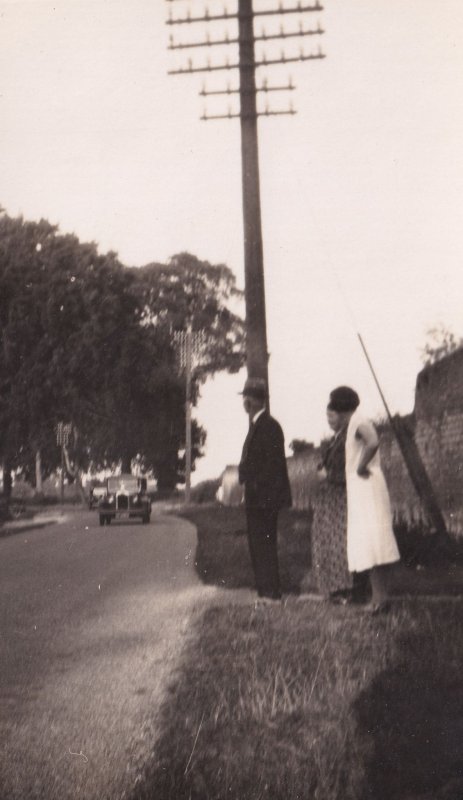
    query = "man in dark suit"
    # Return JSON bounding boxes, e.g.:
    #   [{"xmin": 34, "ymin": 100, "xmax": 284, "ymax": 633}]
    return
[{"xmin": 238, "ymin": 377, "xmax": 292, "ymax": 604}]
